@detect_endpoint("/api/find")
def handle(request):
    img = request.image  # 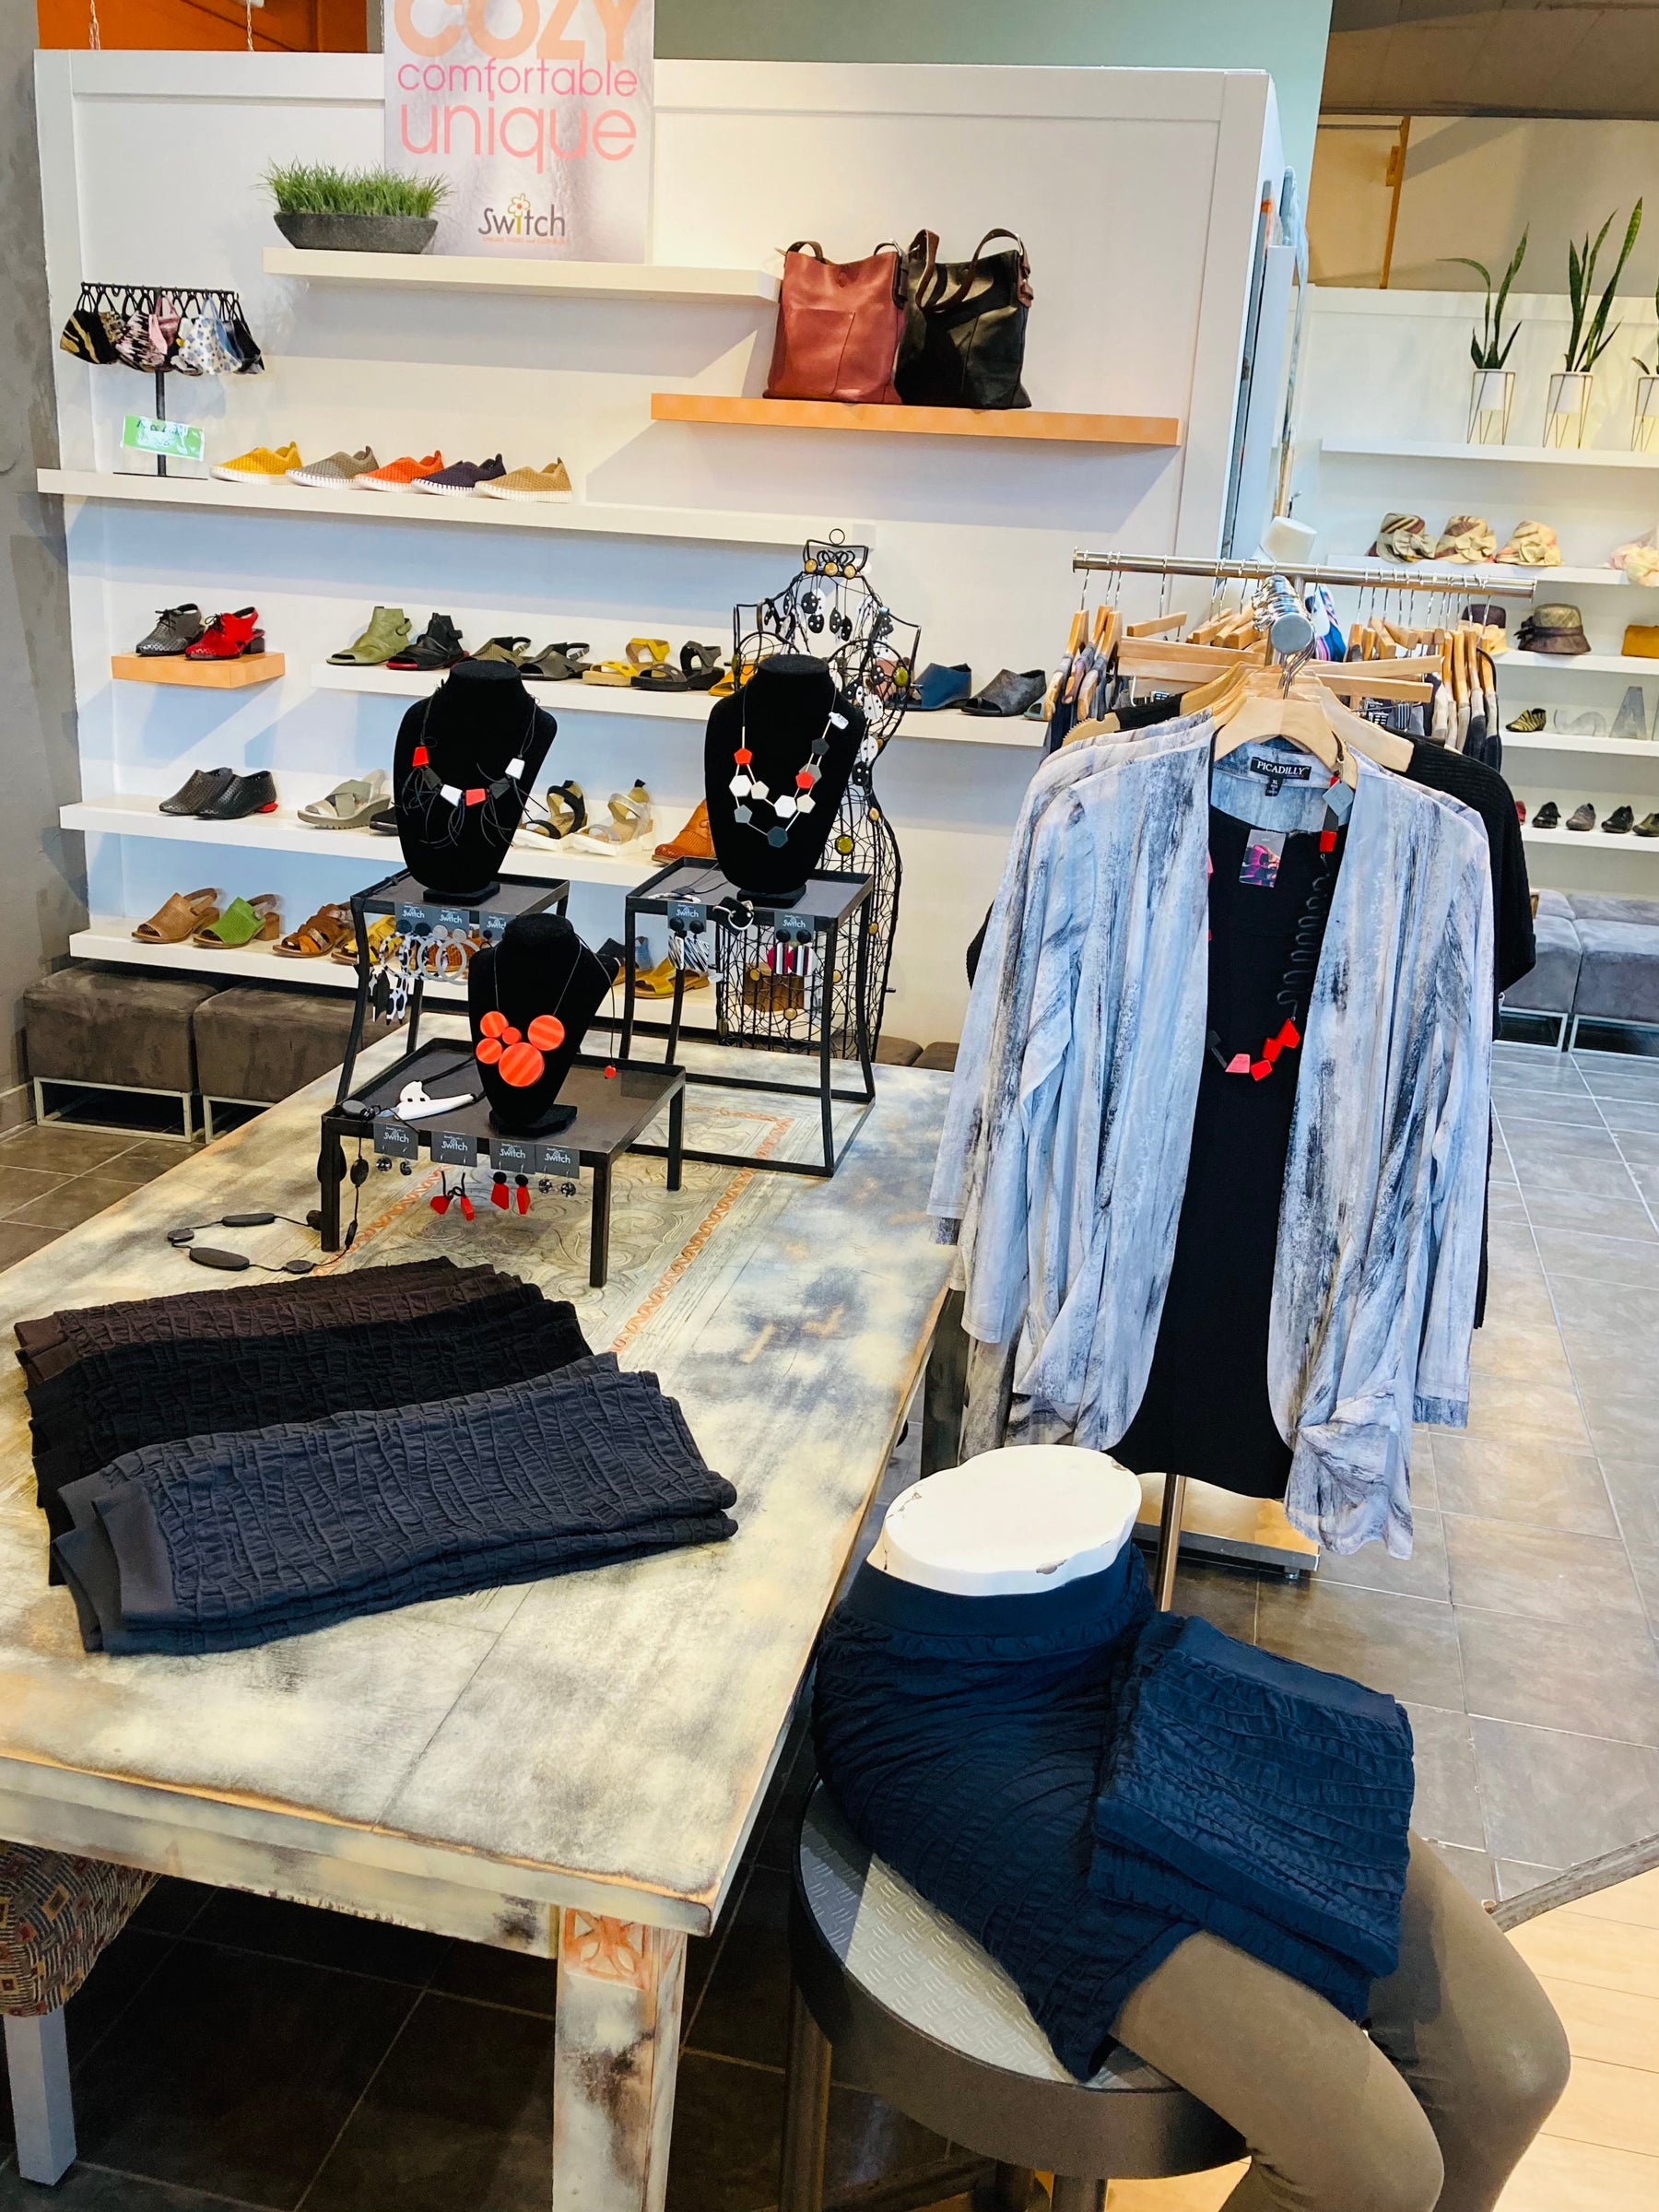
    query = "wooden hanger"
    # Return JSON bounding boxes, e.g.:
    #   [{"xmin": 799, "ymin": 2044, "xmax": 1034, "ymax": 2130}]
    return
[
  {"xmin": 1065, "ymin": 607, "xmax": 1088, "ymax": 656},
  {"xmin": 1301, "ymin": 678, "xmax": 1413, "ymax": 770},
  {"xmin": 1211, "ymin": 665, "xmax": 1359, "ymax": 788},
  {"xmin": 1126, "ymin": 613, "xmax": 1187, "ymax": 640}
]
